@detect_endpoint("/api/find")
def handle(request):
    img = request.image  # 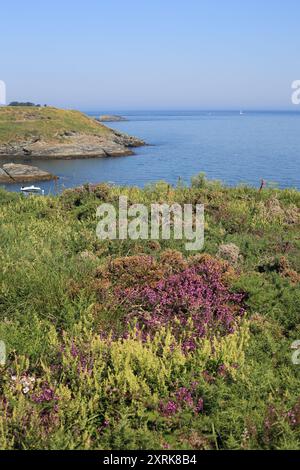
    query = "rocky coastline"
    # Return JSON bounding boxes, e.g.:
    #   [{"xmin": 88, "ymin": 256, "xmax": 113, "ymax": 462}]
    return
[
  {"xmin": 0, "ymin": 130, "xmax": 145, "ymax": 159},
  {"xmin": 0, "ymin": 107, "xmax": 145, "ymax": 159}
]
